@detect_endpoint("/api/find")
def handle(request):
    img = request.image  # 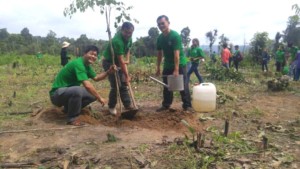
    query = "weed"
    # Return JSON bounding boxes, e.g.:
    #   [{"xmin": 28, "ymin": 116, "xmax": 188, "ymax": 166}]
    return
[
  {"xmin": 138, "ymin": 144, "xmax": 149, "ymax": 153},
  {"xmin": 106, "ymin": 133, "xmax": 118, "ymax": 143}
]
